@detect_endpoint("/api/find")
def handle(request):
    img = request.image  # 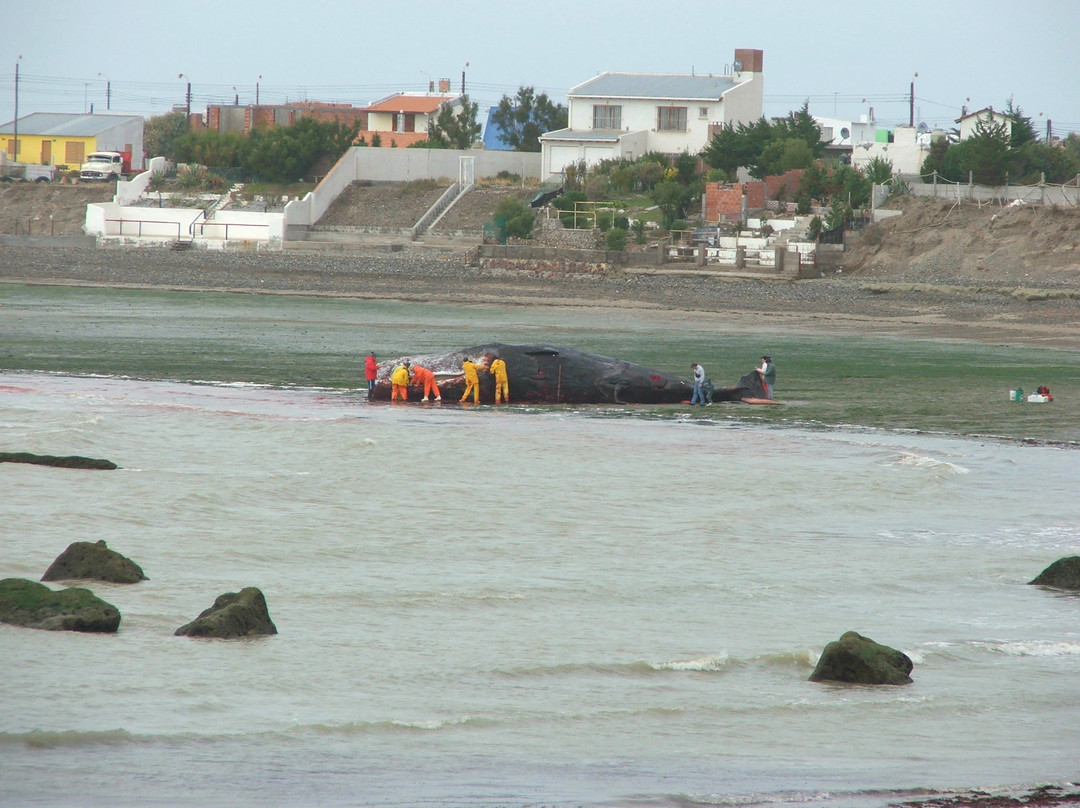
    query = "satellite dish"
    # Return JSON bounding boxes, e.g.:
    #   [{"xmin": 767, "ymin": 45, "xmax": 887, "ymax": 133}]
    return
[
  {"xmin": 733, "ymin": 59, "xmax": 743, "ymax": 72},
  {"xmin": 917, "ymin": 122, "xmax": 930, "ymax": 133}
]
